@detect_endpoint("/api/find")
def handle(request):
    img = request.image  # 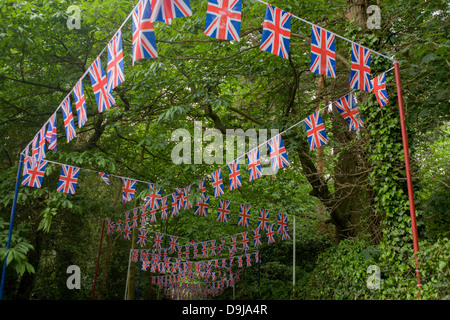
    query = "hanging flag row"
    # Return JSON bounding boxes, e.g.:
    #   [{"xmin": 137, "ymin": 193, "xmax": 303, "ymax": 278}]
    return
[{"xmin": 24, "ymin": 0, "xmax": 391, "ymax": 166}]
